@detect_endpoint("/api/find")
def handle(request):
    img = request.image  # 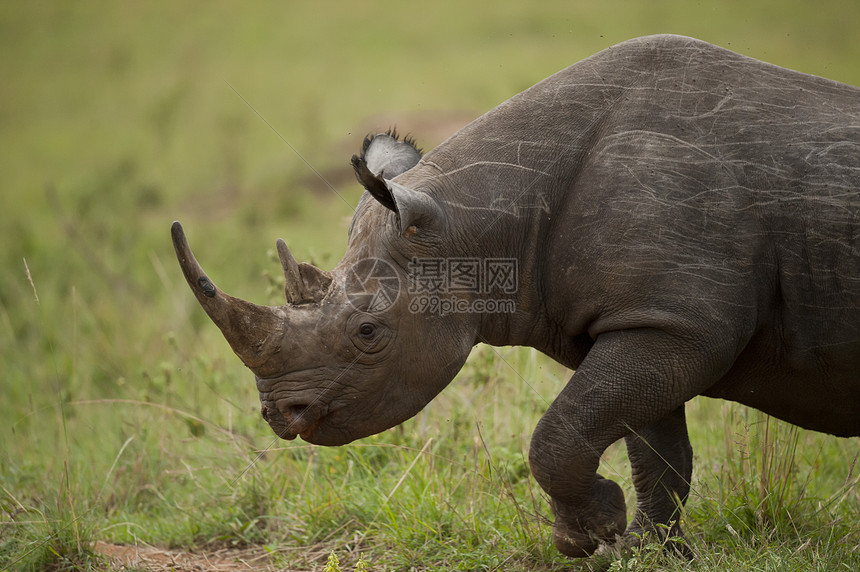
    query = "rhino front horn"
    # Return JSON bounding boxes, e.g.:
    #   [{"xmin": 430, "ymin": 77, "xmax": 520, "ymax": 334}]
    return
[{"xmin": 171, "ymin": 221, "xmax": 286, "ymax": 377}]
